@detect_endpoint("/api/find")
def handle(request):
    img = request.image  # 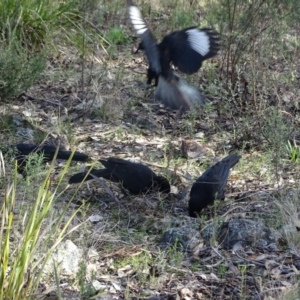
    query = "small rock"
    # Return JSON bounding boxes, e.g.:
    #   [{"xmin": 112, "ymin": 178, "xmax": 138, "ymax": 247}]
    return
[
  {"xmin": 181, "ymin": 139, "xmax": 207, "ymax": 159},
  {"xmin": 158, "ymin": 226, "xmax": 202, "ymax": 252},
  {"xmin": 44, "ymin": 240, "xmax": 82, "ymax": 276},
  {"xmin": 92, "ymin": 280, "xmax": 106, "ymax": 291},
  {"xmin": 203, "ymin": 219, "xmax": 285, "ymax": 250},
  {"xmin": 89, "ymin": 214, "xmax": 103, "ymax": 223}
]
